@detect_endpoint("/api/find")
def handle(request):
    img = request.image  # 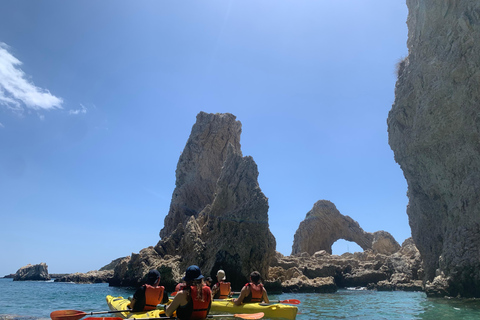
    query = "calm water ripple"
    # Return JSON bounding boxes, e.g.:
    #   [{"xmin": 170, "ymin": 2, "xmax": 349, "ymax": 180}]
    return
[{"xmin": 2, "ymin": 279, "xmax": 480, "ymax": 319}]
